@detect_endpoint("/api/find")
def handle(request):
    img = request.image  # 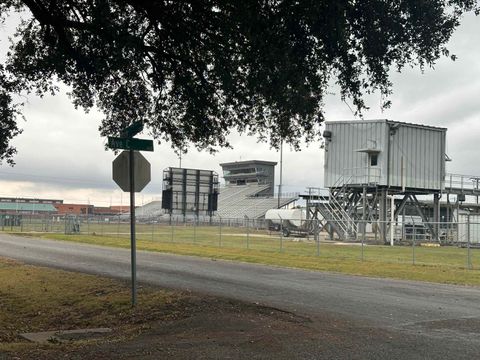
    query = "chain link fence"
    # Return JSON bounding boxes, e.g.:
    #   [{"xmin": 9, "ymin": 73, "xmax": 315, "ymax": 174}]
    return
[{"xmin": 2, "ymin": 213, "xmax": 480, "ymax": 270}]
